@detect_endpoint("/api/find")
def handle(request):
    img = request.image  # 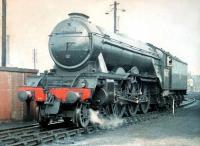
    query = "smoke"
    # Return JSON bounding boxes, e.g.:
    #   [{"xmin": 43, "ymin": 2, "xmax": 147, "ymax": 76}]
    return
[{"xmin": 89, "ymin": 109, "xmax": 124, "ymax": 129}]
